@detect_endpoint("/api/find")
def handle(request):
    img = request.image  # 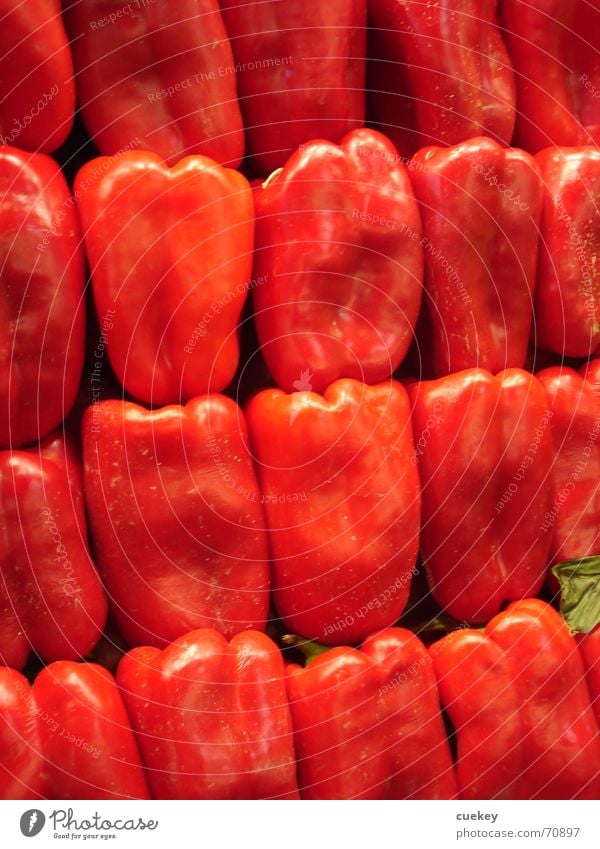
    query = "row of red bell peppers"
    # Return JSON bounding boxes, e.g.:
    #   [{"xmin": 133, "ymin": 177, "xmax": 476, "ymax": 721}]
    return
[
  {"xmin": 2, "ymin": 600, "xmax": 600, "ymax": 800},
  {"xmin": 1, "ymin": 1, "xmax": 598, "ymax": 166},
  {"xmin": 2, "ymin": 133, "xmax": 599, "ymax": 449},
  {"xmin": 2, "ymin": 363, "xmax": 598, "ymax": 669}
]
